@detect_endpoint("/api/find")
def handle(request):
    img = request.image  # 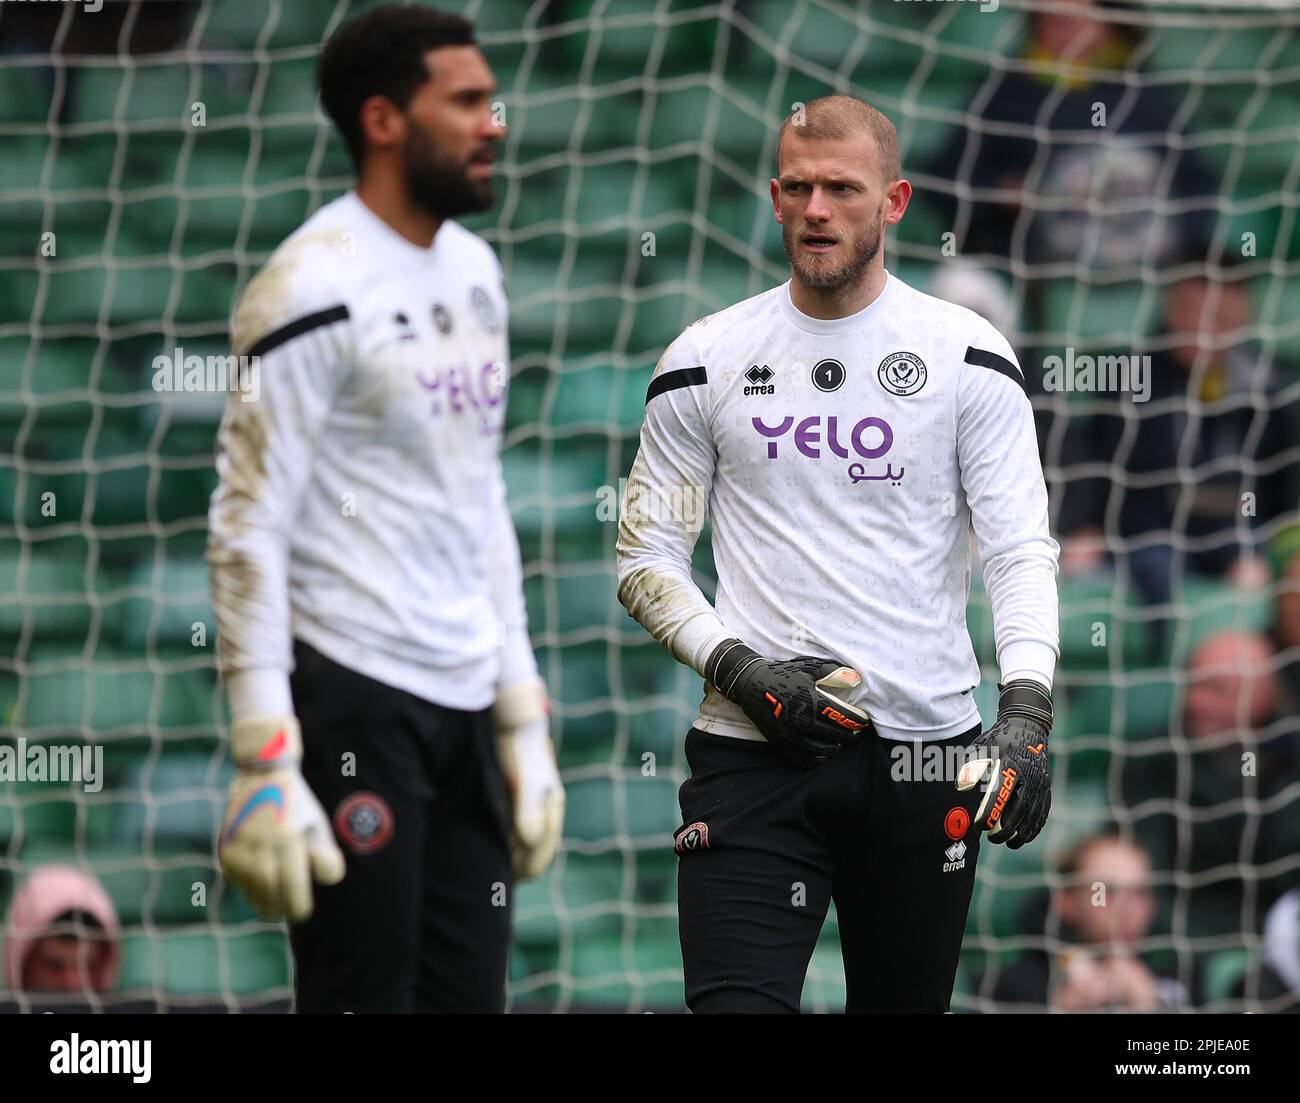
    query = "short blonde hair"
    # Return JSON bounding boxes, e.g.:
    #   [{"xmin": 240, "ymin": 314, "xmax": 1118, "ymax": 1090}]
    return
[{"xmin": 776, "ymin": 95, "xmax": 900, "ymax": 184}]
